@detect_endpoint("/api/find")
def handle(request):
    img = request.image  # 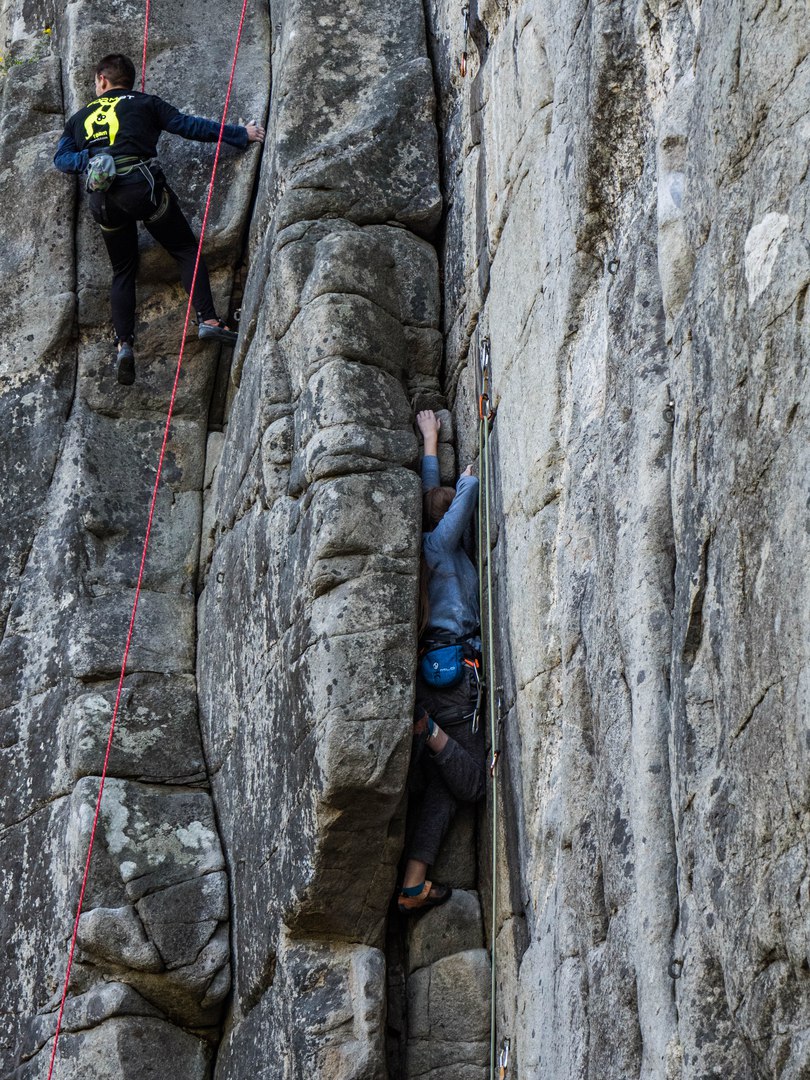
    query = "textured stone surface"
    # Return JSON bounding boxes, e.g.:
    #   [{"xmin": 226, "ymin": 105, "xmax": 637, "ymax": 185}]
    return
[
  {"xmin": 427, "ymin": 0, "xmax": 810, "ymax": 1076},
  {"xmin": 0, "ymin": 0, "xmax": 268, "ymax": 1073},
  {"xmin": 215, "ymin": 938, "xmax": 386, "ymax": 1080},
  {"xmin": 407, "ymin": 890, "xmax": 484, "ymax": 976},
  {"xmin": 406, "ymin": 949, "xmax": 490, "ymax": 1078},
  {"xmin": 195, "ymin": 1, "xmax": 442, "ymax": 1076},
  {"xmin": 13, "ymin": 1017, "xmax": 212, "ymax": 1080},
  {"xmin": 4, "ymin": 0, "xmax": 810, "ymax": 1076}
]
